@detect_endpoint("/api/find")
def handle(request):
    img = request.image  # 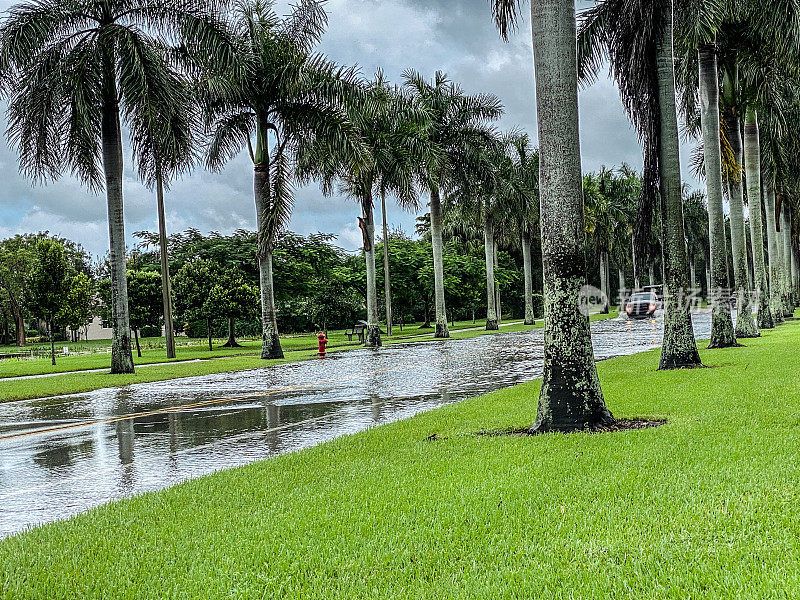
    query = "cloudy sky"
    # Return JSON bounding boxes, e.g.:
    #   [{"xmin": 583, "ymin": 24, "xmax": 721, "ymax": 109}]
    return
[{"xmin": 0, "ymin": 0, "xmax": 698, "ymax": 259}]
